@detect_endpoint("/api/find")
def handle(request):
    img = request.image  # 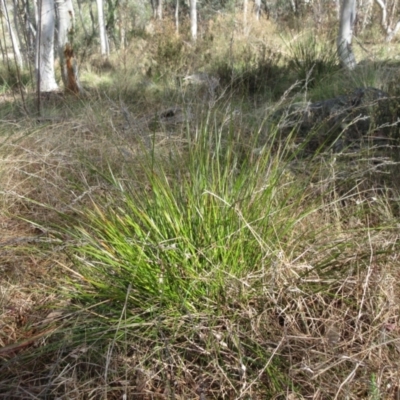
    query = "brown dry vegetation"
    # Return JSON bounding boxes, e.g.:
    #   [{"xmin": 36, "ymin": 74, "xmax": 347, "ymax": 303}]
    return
[{"xmin": 1, "ymin": 11, "xmax": 400, "ymax": 400}]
